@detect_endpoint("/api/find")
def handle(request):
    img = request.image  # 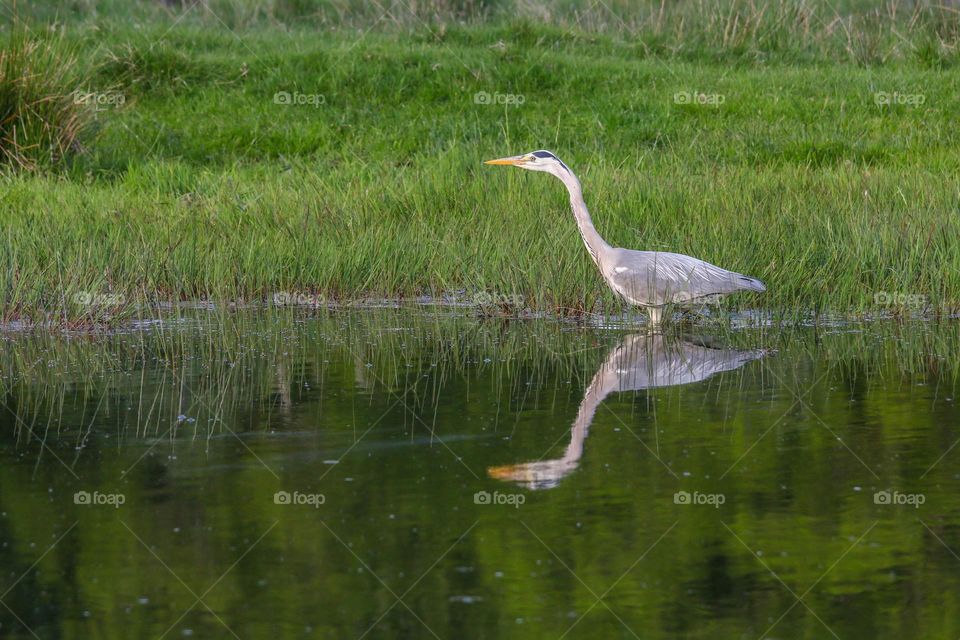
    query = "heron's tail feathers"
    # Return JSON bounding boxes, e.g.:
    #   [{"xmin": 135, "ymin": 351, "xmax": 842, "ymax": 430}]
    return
[{"xmin": 736, "ymin": 275, "xmax": 766, "ymax": 292}]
